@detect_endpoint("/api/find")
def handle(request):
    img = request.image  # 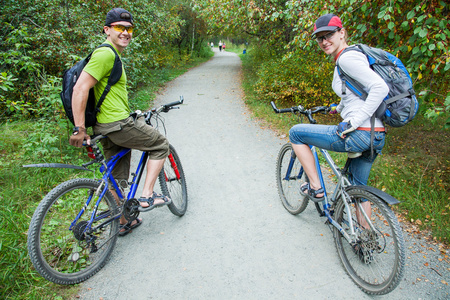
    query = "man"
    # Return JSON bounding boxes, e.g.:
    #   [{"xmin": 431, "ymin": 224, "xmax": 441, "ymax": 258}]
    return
[{"xmin": 69, "ymin": 8, "xmax": 171, "ymax": 236}]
